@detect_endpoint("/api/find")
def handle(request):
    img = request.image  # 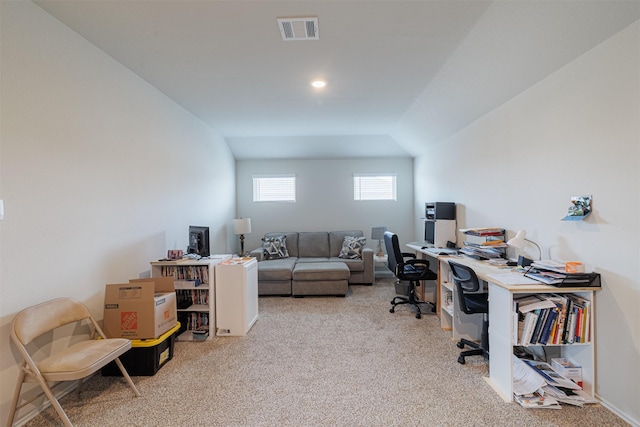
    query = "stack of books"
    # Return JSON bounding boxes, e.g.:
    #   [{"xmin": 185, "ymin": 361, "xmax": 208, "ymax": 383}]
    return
[
  {"xmin": 459, "ymin": 228, "xmax": 506, "ymax": 259},
  {"xmin": 515, "ymin": 294, "xmax": 592, "ymax": 346}
]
